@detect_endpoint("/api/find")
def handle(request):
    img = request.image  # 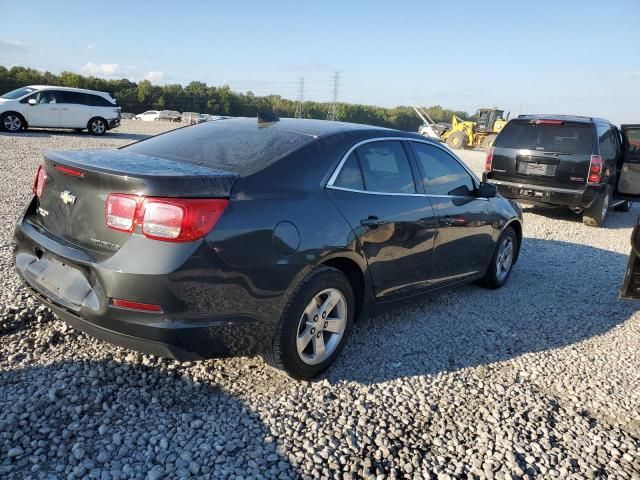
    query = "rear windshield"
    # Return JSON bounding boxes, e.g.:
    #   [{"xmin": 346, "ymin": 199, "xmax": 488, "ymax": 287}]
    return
[
  {"xmin": 495, "ymin": 121, "xmax": 593, "ymax": 155},
  {"xmin": 124, "ymin": 118, "xmax": 313, "ymax": 176}
]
